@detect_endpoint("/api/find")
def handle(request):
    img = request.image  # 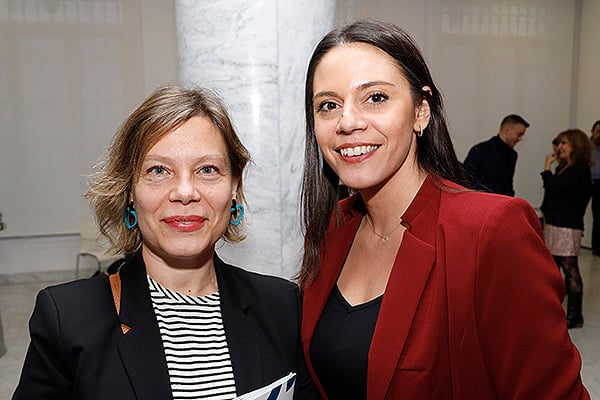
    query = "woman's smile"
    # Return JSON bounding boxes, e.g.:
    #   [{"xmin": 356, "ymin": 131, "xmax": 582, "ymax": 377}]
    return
[
  {"xmin": 162, "ymin": 215, "xmax": 206, "ymax": 232},
  {"xmin": 337, "ymin": 144, "xmax": 380, "ymax": 158},
  {"xmin": 312, "ymin": 42, "xmax": 426, "ymax": 191}
]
